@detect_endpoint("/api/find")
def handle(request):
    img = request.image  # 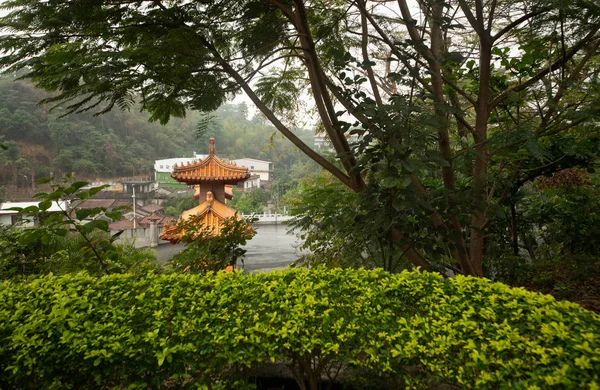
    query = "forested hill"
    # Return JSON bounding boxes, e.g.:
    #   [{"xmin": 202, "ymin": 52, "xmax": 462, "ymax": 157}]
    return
[{"xmin": 0, "ymin": 76, "xmax": 313, "ymax": 193}]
